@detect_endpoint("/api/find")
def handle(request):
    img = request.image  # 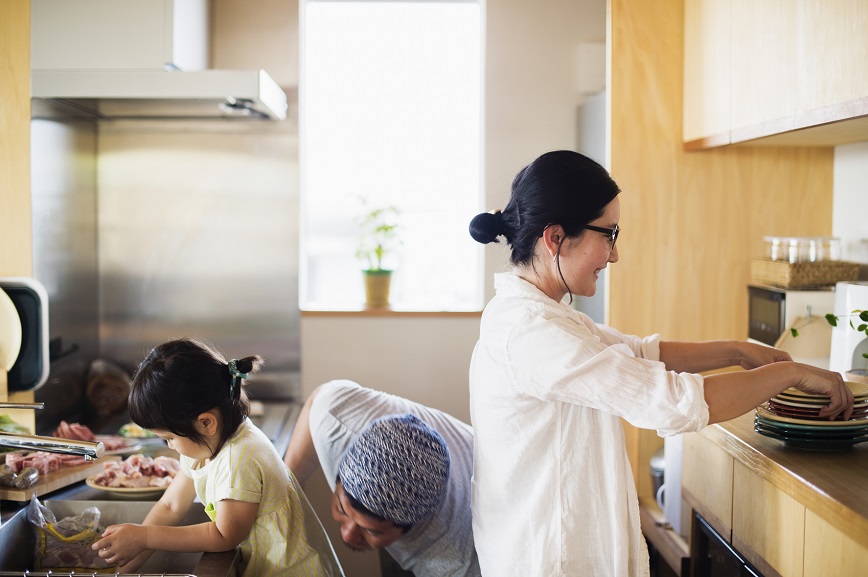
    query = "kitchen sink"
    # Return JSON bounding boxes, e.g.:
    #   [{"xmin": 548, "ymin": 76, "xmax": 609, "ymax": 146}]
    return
[{"xmin": 0, "ymin": 500, "xmax": 239, "ymax": 576}]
